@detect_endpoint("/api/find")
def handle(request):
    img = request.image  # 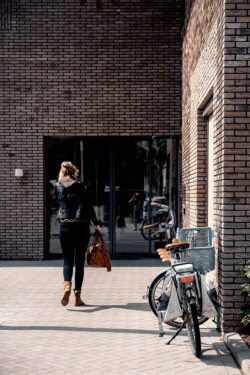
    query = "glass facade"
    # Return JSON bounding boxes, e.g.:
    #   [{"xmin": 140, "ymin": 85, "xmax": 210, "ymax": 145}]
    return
[{"xmin": 45, "ymin": 137, "xmax": 179, "ymax": 257}]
